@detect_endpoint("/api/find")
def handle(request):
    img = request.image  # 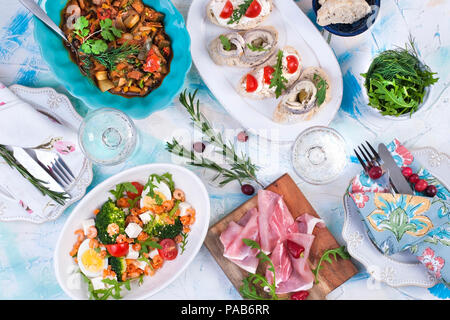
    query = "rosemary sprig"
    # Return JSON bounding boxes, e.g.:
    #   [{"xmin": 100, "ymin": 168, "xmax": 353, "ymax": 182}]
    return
[
  {"xmin": 180, "ymin": 232, "xmax": 189, "ymax": 254},
  {"xmin": 165, "ymin": 90, "xmax": 264, "ymax": 188},
  {"xmin": 0, "ymin": 145, "xmax": 69, "ymax": 205}
]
